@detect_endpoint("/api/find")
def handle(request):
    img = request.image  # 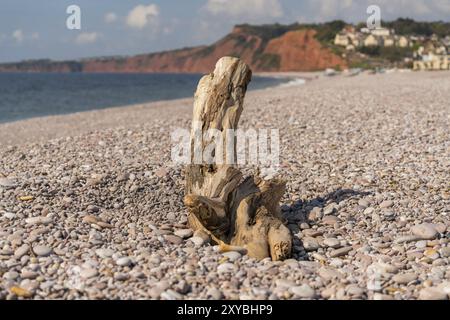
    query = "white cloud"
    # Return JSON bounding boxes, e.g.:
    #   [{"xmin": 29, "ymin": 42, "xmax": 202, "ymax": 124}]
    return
[
  {"xmin": 318, "ymin": 0, "xmax": 353, "ymax": 19},
  {"xmin": 31, "ymin": 32, "xmax": 40, "ymax": 40},
  {"xmin": 126, "ymin": 4, "xmax": 160, "ymax": 29},
  {"xmin": 12, "ymin": 29, "xmax": 24, "ymax": 43},
  {"xmin": 204, "ymin": 0, "xmax": 283, "ymax": 18},
  {"xmin": 376, "ymin": 0, "xmax": 431, "ymax": 15},
  {"xmin": 433, "ymin": 0, "xmax": 450, "ymax": 13},
  {"xmin": 105, "ymin": 12, "xmax": 118, "ymax": 24},
  {"xmin": 75, "ymin": 32, "xmax": 101, "ymax": 45},
  {"xmin": 298, "ymin": 0, "xmax": 447, "ymax": 22}
]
